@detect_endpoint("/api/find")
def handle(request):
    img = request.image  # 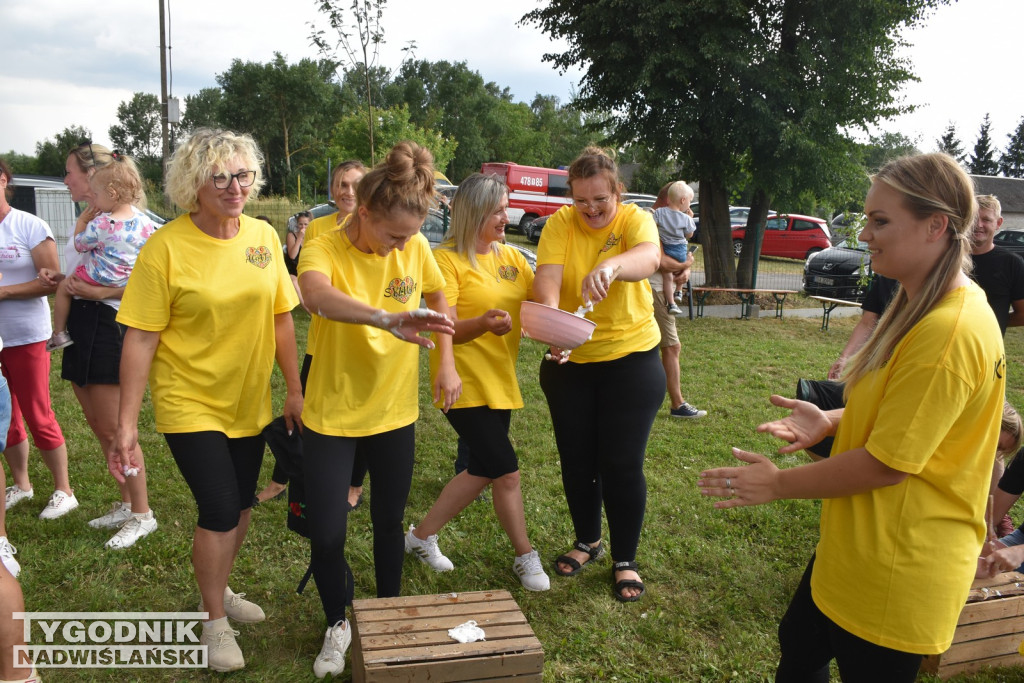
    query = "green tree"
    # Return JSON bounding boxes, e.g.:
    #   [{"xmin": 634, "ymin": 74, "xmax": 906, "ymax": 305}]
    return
[
  {"xmin": 1000, "ymin": 117, "xmax": 1024, "ymax": 179},
  {"xmin": 935, "ymin": 121, "xmax": 965, "ymax": 164},
  {"xmin": 216, "ymin": 54, "xmax": 343, "ymax": 194},
  {"xmin": 108, "ymin": 92, "xmax": 161, "ymax": 160},
  {"xmin": 34, "ymin": 125, "xmax": 92, "ymax": 177},
  {"xmin": 311, "ymin": 0, "xmax": 388, "ymax": 163},
  {"xmin": 108, "ymin": 92, "xmax": 162, "ymax": 181},
  {"xmin": 529, "ymin": 94, "xmax": 603, "ymax": 168},
  {"xmin": 524, "ymin": 0, "xmax": 948, "ymax": 287},
  {"xmin": 1, "ymin": 152, "xmax": 39, "ymax": 176},
  {"xmin": 327, "ymin": 104, "xmax": 457, "ymax": 172},
  {"xmin": 968, "ymin": 114, "xmax": 999, "ymax": 176},
  {"xmin": 861, "ymin": 132, "xmax": 920, "ymax": 173},
  {"xmin": 180, "ymin": 88, "xmax": 224, "ymax": 132},
  {"xmin": 387, "ymin": 59, "xmax": 530, "ymax": 182}
]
